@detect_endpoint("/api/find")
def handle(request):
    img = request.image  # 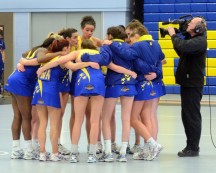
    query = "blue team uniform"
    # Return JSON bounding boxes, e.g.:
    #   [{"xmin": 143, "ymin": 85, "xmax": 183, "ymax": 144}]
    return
[
  {"xmin": 4, "ymin": 51, "xmax": 39, "ymax": 96},
  {"xmin": 69, "ymin": 70, "xmax": 77, "ymax": 95},
  {"xmin": 69, "ymin": 36, "xmax": 93, "ymax": 96},
  {"xmin": 59, "ymin": 67, "xmax": 70, "ymax": 92},
  {"xmin": 104, "ymin": 39, "xmax": 137, "ymax": 98},
  {"xmin": 74, "ymin": 48, "xmax": 111, "ymax": 97},
  {"xmin": 32, "ymin": 56, "xmax": 62, "ymax": 108},
  {"xmin": 110, "ymin": 35, "xmax": 166, "ymax": 101}
]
